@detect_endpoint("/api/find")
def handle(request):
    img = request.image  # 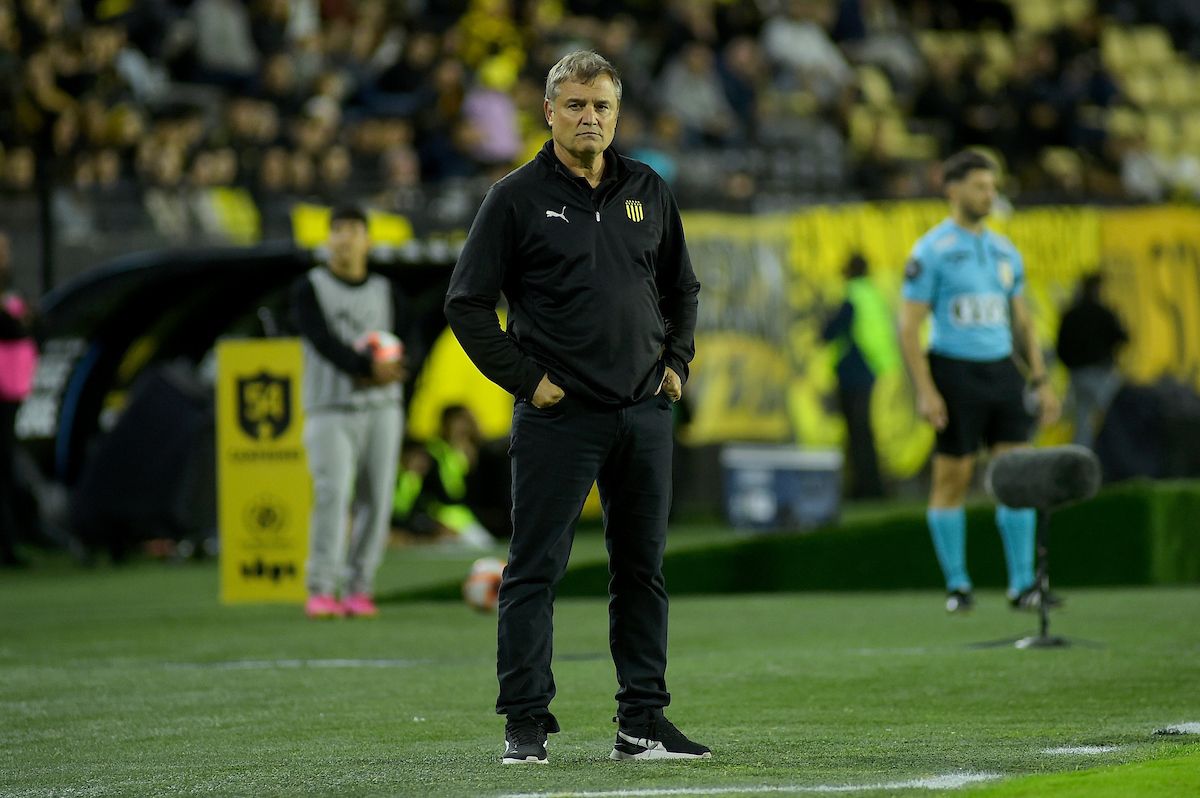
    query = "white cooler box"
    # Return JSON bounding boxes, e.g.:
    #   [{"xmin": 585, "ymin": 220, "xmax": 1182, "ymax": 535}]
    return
[{"xmin": 719, "ymin": 445, "xmax": 843, "ymax": 531}]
